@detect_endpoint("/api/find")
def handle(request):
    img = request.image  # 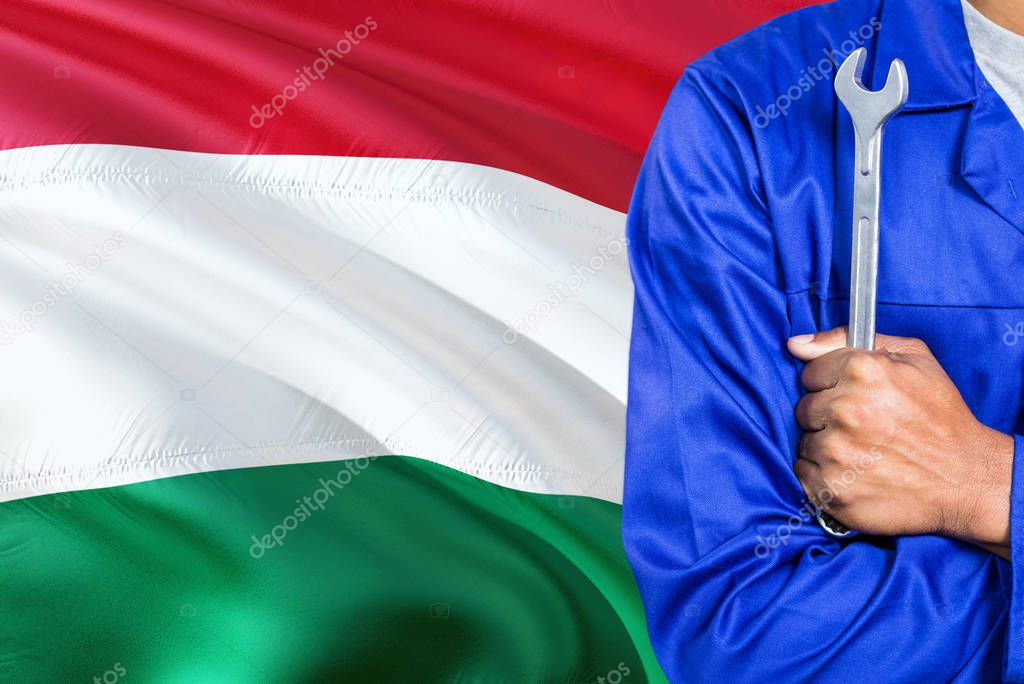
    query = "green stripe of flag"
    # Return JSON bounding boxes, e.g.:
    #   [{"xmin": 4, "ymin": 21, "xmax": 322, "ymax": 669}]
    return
[{"xmin": 1, "ymin": 456, "xmax": 665, "ymax": 683}]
